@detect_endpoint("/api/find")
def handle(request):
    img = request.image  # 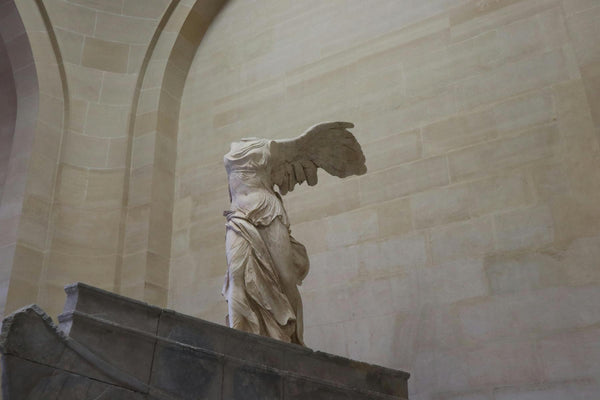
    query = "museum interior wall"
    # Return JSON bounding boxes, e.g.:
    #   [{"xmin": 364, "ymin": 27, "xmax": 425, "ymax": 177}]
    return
[
  {"xmin": 0, "ymin": 0, "xmax": 599, "ymax": 399},
  {"xmin": 176, "ymin": 1, "xmax": 600, "ymax": 399},
  {"xmin": 0, "ymin": 0, "xmax": 39, "ymax": 317},
  {"xmin": 0, "ymin": 25, "xmax": 18, "ymax": 314},
  {"xmin": 0, "ymin": 0, "xmax": 226, "ymax": 319},
  {"xmin": 0, "ymin": 33, "xmax": 17, "ymax": 220}
]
